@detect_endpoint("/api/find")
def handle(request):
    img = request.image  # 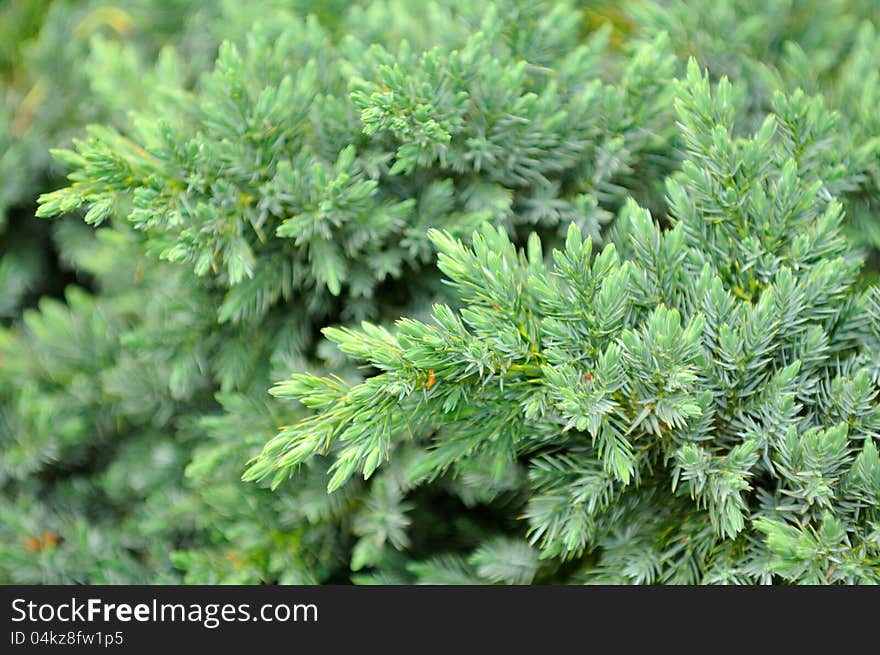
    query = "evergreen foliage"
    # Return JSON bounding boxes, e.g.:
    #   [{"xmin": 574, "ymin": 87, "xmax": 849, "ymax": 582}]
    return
[
  {"xmin": 247, "ymin": 62, "xmax": 880, "ymax": 583},
  {"xmin": 2, "ymin": 0, "xmax": 879, "ymax": 584}
]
